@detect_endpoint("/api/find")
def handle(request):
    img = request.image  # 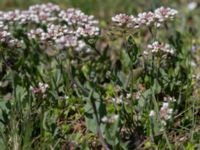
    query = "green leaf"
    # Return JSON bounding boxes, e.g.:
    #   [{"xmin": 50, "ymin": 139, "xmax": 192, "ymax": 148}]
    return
[{"xmin": 153, "ymin": 79, "xmax": 161, "ymax": 94}]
